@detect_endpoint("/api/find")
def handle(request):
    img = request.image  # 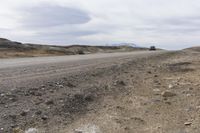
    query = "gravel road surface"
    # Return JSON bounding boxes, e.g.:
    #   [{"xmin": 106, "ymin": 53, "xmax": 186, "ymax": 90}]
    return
[{"xmin": 0, "ymin": 51, "xmax": 164, "ymax": 91}]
